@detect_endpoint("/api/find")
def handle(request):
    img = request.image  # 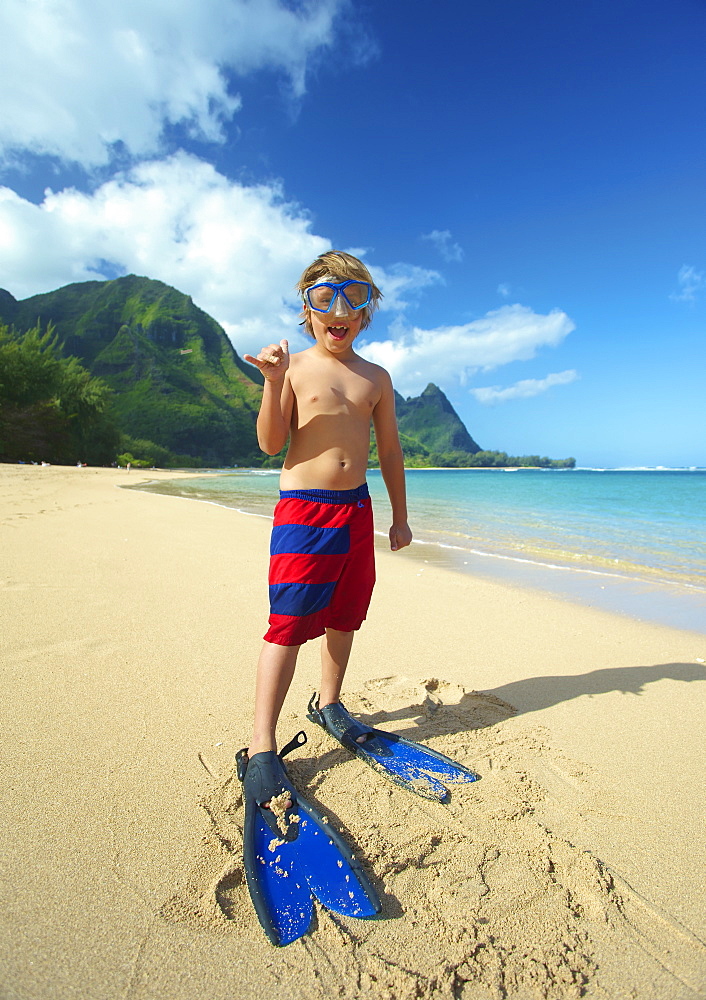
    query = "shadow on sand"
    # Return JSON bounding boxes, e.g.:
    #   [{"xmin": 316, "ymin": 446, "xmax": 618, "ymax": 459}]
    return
[{"xmin": 349, "ymin": 662, "xmax": 706, "ymax": 736}]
